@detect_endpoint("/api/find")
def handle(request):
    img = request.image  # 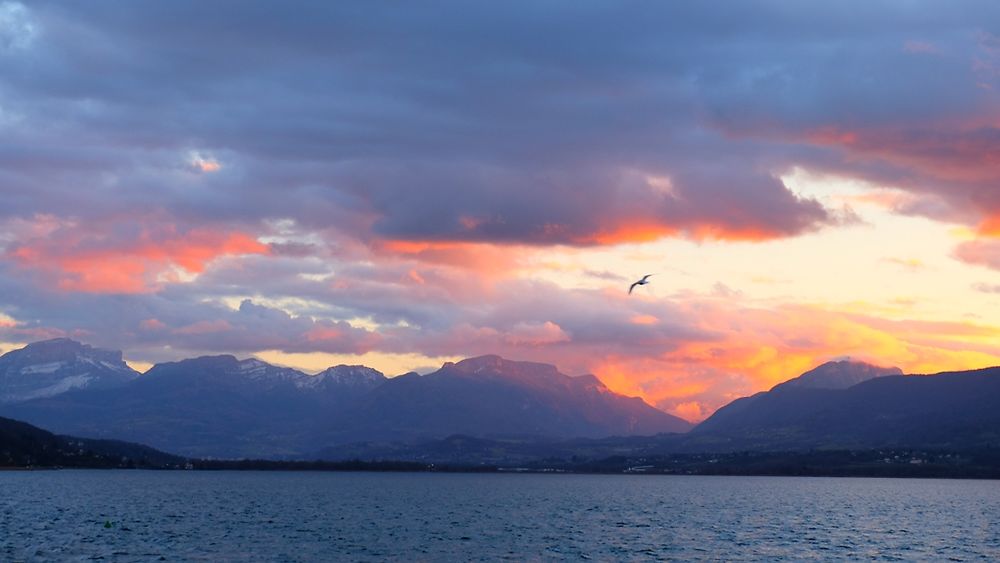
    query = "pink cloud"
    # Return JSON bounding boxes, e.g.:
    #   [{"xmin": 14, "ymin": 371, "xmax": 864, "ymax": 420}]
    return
[
  {"xmin": 139, "ymin": 318, "xmax": 167, "ymax": 331},
  {"xmin": 503, "ymin": 321, "xmax": 570, "ymax": 346},
  {"xmin": 375, "ymin": 240, "xmax": 527, "ymax": 276},
  {"xmin": 6, "ymin": 215, "xmax": 270, "ymax": 293},
  {"xmin": 954, "ymin": 239, "xmax": 1000, "ymax": 270}
]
